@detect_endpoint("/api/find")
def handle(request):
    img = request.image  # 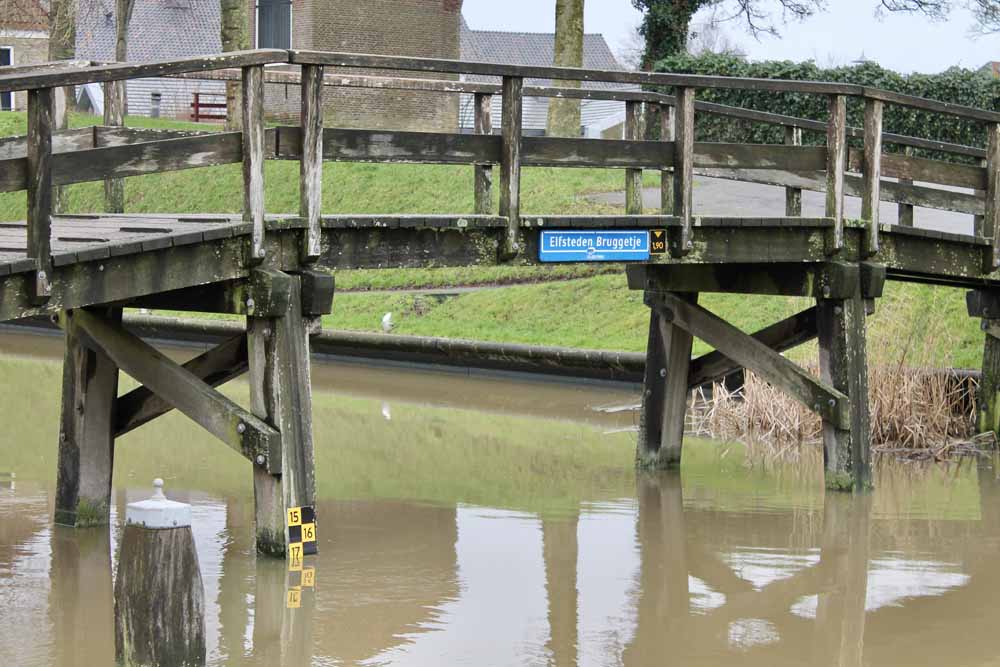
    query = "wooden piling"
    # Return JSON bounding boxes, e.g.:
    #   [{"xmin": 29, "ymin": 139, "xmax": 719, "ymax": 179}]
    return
[
  {"xmin": 967, "ymin": 290, "xmax": 1000, "ymax": 435},
  {"xmin": 784, "ymin": 125, "xmax": 802, "ymax": 217},
  {"xmin": 637, "ymin": 292, "xmax": 696, "ymax": 469},
  {"xmin": 115, "ymin": 479, "xmax": 205, "ymax": 667},
  {"xmin": 817, "ymin": 293, "xmax": 871, "ymax": 491},
  {"xmin": 54, "ymin": 307, "xmax": 122, "ymax": 527},
  {"xmin": 248, "ymin": 271, "xmax": 317, "ymax": 557},
  {"xmin": 474, "ymin": 92, "xmax": 493, "ymax": 215},
  {"xmin": 625, "ymin": 100, "xmax": 643, "ymax": 215}
]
